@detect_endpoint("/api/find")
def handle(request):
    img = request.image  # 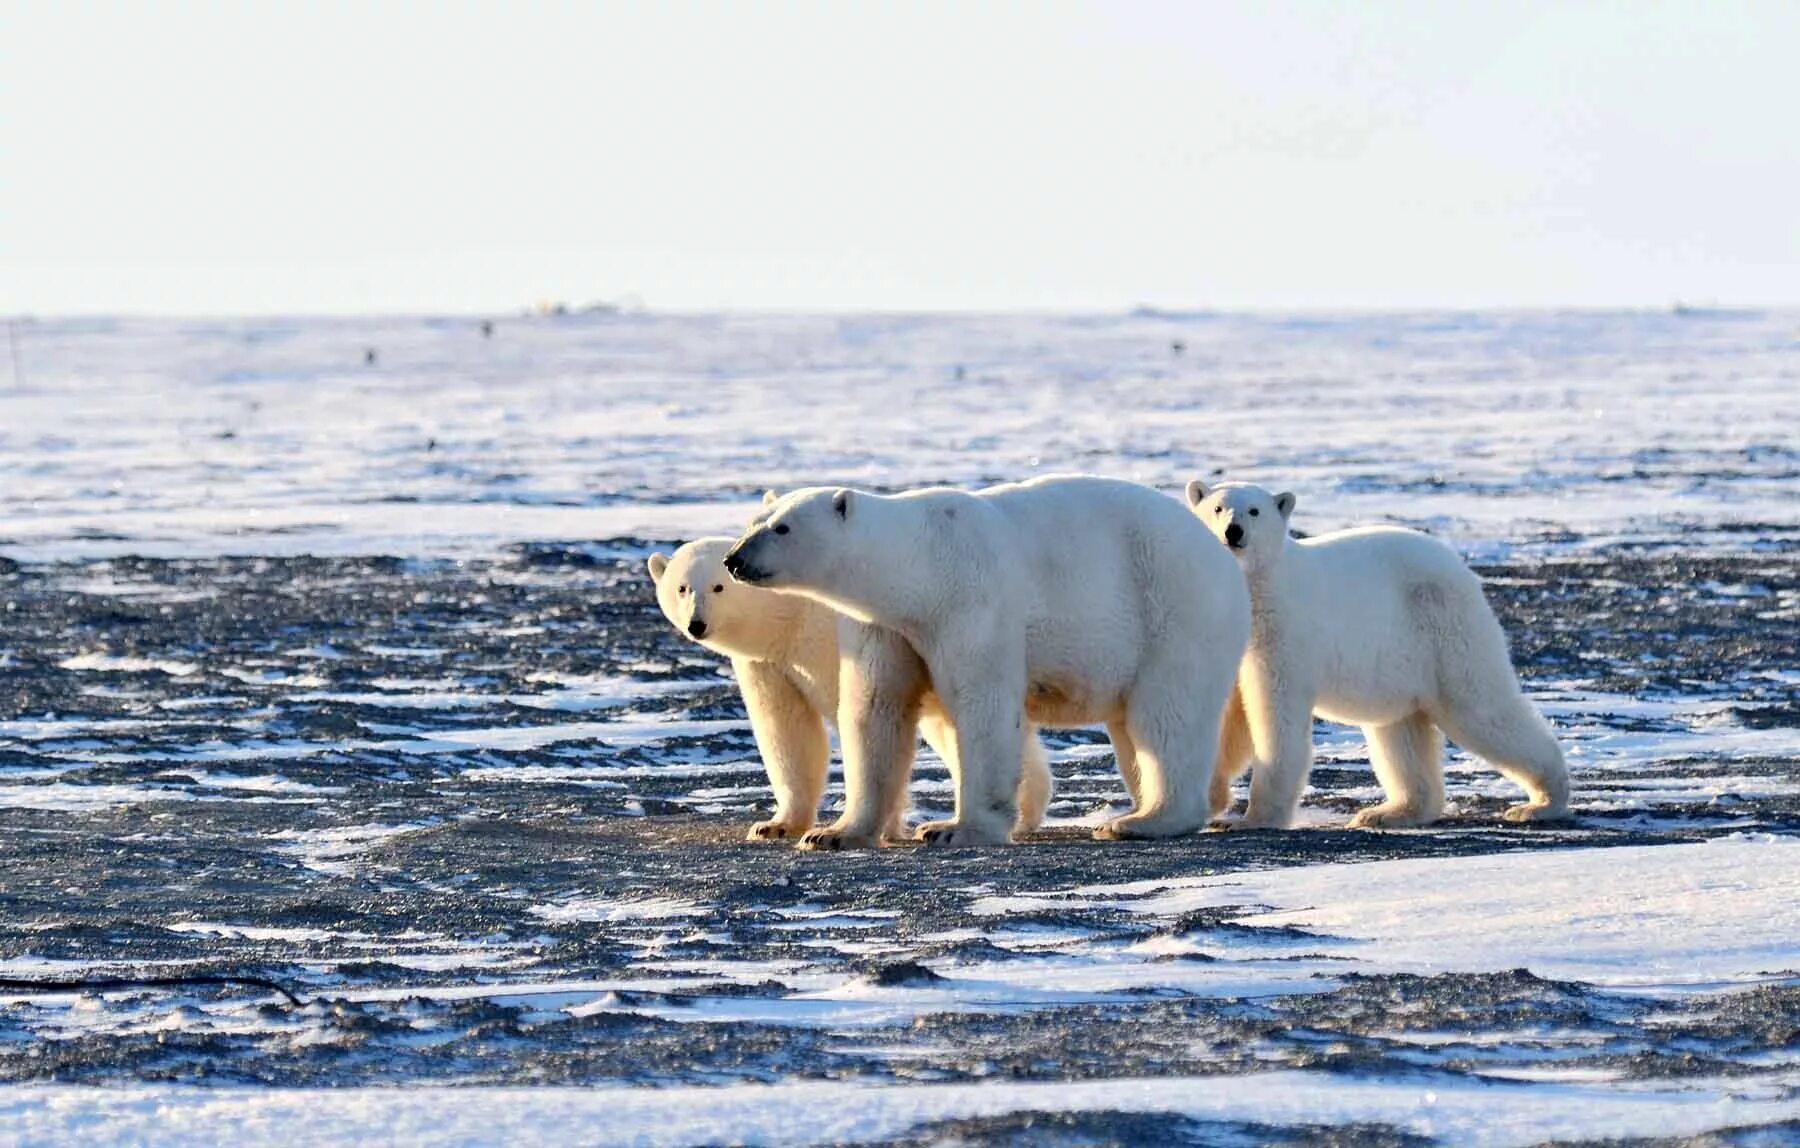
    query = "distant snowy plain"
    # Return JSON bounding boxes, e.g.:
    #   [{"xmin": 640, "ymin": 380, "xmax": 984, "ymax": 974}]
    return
[{"xmin": 1, "ymin": 311, "xmax": 1797, "ymax": 1145}]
